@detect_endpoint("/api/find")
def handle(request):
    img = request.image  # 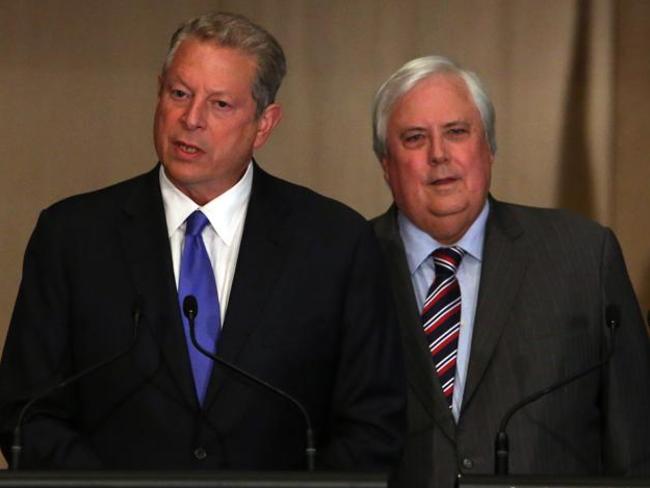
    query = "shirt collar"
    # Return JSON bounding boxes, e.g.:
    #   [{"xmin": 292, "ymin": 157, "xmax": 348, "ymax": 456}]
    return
[
  {"xmin": 159, "ymin": 161, "xmax": 253, "ymax": 245},
  {"xmin": 398, "ymin": 199, "xmax": 490, "ymax": 275}
]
